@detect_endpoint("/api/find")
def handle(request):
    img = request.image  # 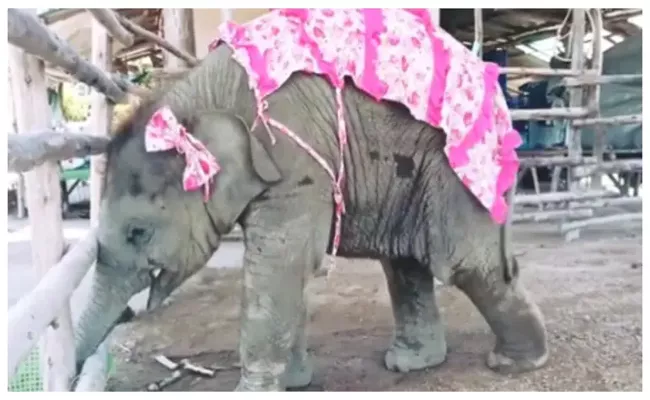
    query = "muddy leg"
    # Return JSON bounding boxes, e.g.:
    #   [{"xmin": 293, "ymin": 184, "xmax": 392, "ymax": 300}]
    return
[
  {"xmin": 453, "ymin": 257, "xmax": 548, "ymax": 374},
  {"xmin": 283, "ymin": 300, "xmax": 313, "ymax": 388},
  {"xmin": 381, "ymin": 257, "xmax": 447, "ymax": 373}
]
